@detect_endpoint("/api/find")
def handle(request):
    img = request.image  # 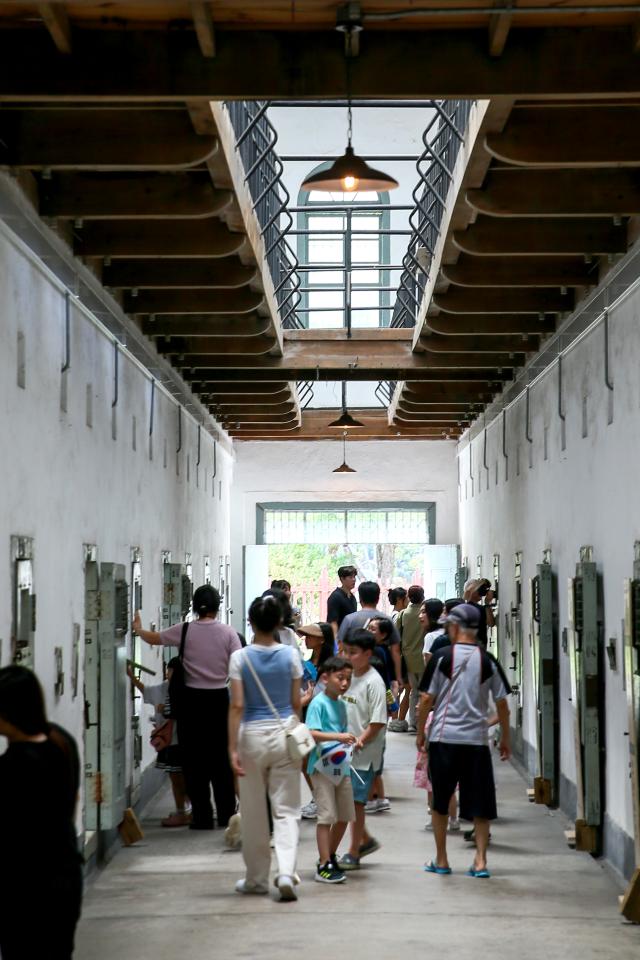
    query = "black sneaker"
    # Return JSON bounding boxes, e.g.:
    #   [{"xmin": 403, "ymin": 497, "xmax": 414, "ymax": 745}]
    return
[{"xmin": 315, "ymin": 861, "xmax": 346, "ymax": 884}]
